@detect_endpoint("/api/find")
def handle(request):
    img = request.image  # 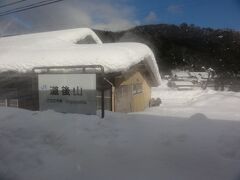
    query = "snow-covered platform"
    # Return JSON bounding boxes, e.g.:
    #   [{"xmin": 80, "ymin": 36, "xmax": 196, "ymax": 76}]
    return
[
  {"xmin": 0, "ymin": 79, "xmax": 240, "ymax": 179},
  {"xmin": 0, "ymin": 104, "xmax": 240, "ymax": 180}
]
